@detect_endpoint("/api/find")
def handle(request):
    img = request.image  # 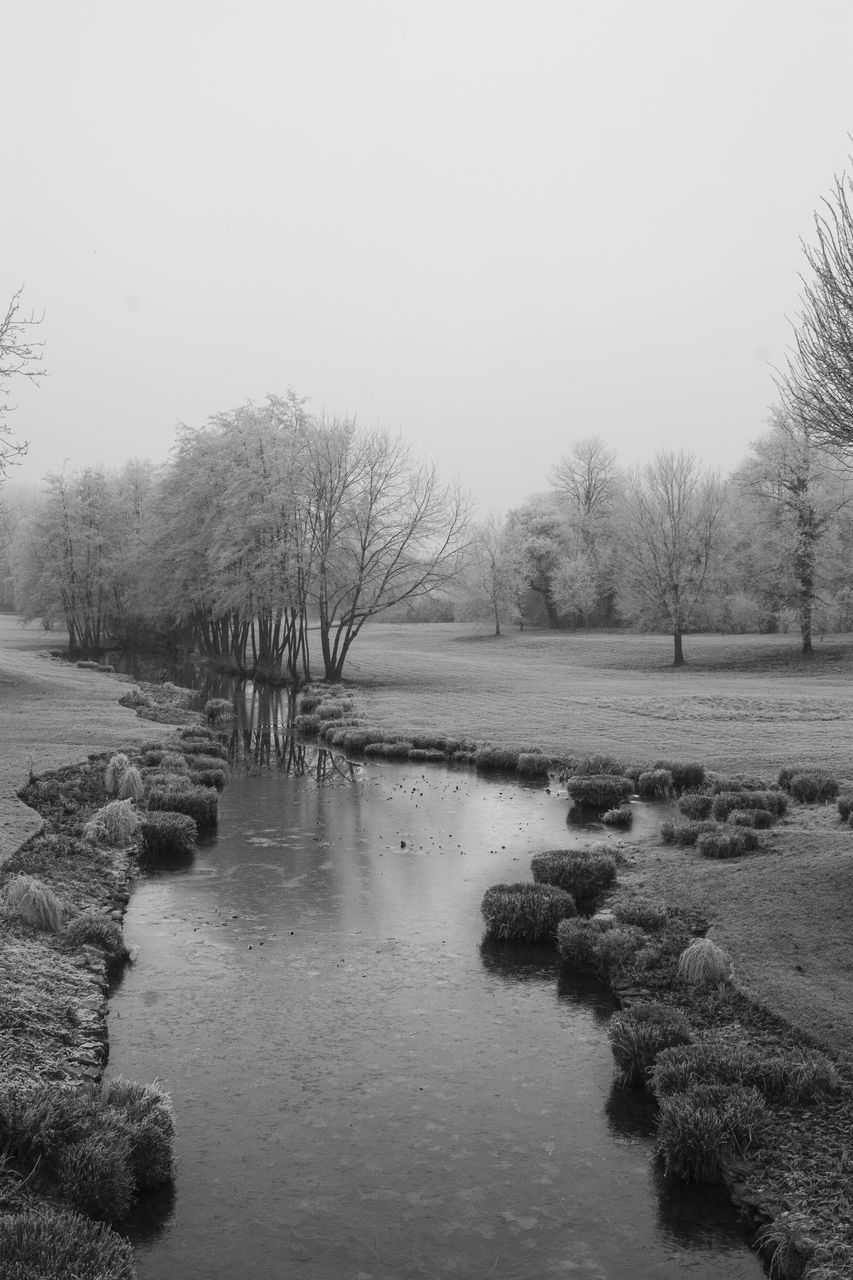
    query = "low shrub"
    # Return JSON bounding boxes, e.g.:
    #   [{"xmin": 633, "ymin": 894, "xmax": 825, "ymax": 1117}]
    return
[
  {"xmin": 531, "ymin": 849, "xmax": 617, "ymax": 906},
  {"xmin": 101, "ymin": 1077, "xmax": 176, "ymax": 1188},
  {"xmin": 677, "ymin": 793, "xmax": 714, "ymax": 821},
  {"xmin": 613, "ymin": 897, "xmax": 668, "ymax": 931},
  {"xmin": 638, "ymin": 769, "xmax": 673, "ymax": 800},
  {"xmin": 104, "ymin": 754, "xmax": 132, "ymax": 796},
  {"xmin": 147, "ymin": 786, "xmax": 218, "ymax": 830},
  {"xmin": 481, "ymin": 882, "xmax": 577, "ymax": 943},
  {"xmin": 2, "ymin": 873, "xmax": 67, "ymax": 932},
  {"xmin": 63, "ymin": 913, "xmax": 129, "ymax": 968},
  {"xmin": 608, "ymin": 1002, "xmax": 693, "ymax": 1088},
  {"xmin": 711, "ymin": 790, "xmax": 785, "ymax": 821},
  {"xmin": 294, "ymin": 713, "xmax": 320, "ymax": 735},
  {"xmin": 408, "ymin": 748, "xmax": 445, "ymax": 762},
  {"xmin": 83, "ymin": 800, "xmax": 141, "ymax": 848},
  {"xmin": 204, "ymin": 697, "xmax": 233, "ymax": 724},
  {"xmin": 0, "ymin": 1208, "xmax": 135, "ymax": 1280},
  {"xmin": 115, "ymin": 766, "xmax": 144, "ymax": 803},
  {"xmin": 475, "ymin": 745, "xmax": 520, "ymax": 772},
  {"xmin": 602, "ymin": 805, "xmax": 633, "ymax": 829},
  {"xmin": 652, "ymin": 1038, "xmax": 841, "ymax": 1104},
  {"xmin": 727, "ymin": 807, "xmax": 772, "ymax": 829},
  {"xmin": 517, "ymin": 752, "xmax": 549, "ymax": 778},
  {"xmin": 189, "ymin": 766, "xmax": 228, "ymax": 790},
  {"xmin": 660, "ymin": 819, "xmax": 719, "ymax": 846},
  {"xmin": 556, "ymin": 915, "xmax": 615, "ymax": 969},
  {"xmin": 139, "ymin": 811, "xmax": 198, "ymax": 857},
  {"xmin": 696, "ymin": 829, "xmax": 758, "ymax": 859},
  {"xmin": 677, "ymin": 937, "xmax": 732, "ymax": 986},
  {"xmin": 656, "ymin": 1083, "xmax": 767, "ymax": 1182},
  {"xmin": 788, "ymin": 771, "xmax": 840, "ymax": 803},
  {"xmin": 566, "ymin": 773, "xmax": 633, "ymax": 811},
  {"xmin": 653, "ymin": 760, "xmax": 705, "ymax": 791}
]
